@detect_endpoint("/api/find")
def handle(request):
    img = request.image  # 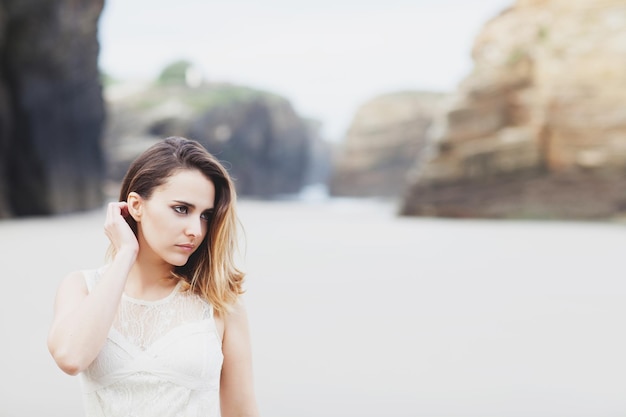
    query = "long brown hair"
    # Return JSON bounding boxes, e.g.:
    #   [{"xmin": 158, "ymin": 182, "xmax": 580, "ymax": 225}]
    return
[{"xmin": 110, "ymin": 136, "xmax": 244, "ymax": 315}]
